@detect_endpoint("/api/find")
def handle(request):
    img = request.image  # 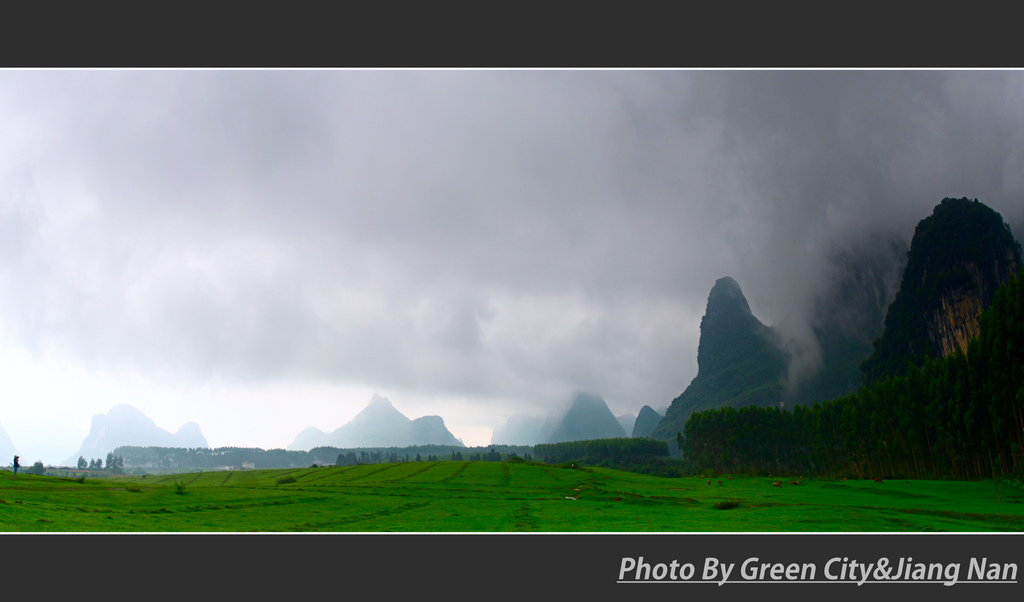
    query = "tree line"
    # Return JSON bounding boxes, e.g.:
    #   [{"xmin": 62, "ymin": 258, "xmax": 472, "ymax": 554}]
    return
[
  {"xmin": 76, "ymin": 453, "xmax": 125, "ymax": 474},
  {"xmin": 534, "ymin": 437, "xmax": 669, "ymax": 467},
  {"xmin": 680, "ymin": 269, "xmax": 1024, "ymax": 480},
  {"xmin": 112, "ymin": 444, "xmax": 538, "ymax": 471},
  {"xmin": 111, "ymin": 446, "xmax": 312, "ymax": 471},
  {"xmin": 110, "ymin": 440, "xmax": 669, "ymax": 472}
]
